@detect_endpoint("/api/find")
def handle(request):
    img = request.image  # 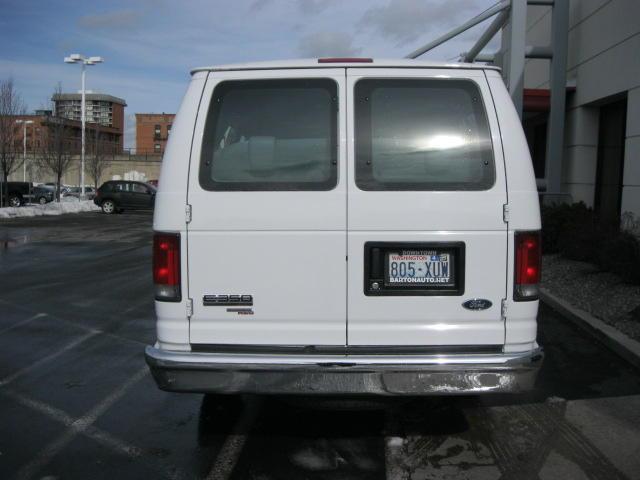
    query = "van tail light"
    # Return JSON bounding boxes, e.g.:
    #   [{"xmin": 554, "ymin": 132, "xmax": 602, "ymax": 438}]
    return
[
  {"xmin": 153, "ymin": 232, "xmax": 181, "ymax": 302},
  {"xmin": 514, "ymin": 231, "xmax": 541, "ymax": 301}
]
